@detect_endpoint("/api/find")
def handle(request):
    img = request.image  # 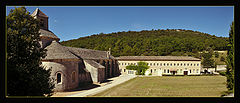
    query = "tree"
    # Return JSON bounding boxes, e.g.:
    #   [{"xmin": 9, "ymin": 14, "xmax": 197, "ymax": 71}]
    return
[
  {"xmin": 7, "ymin": 7, "xmax": 54, "ymax": 96},
  {"xmin": 126, "ymin": 61, "xmax": 149, "ymax": 75},
  {"xmin": 220, "ymin": 56, "xmax": 225, "ymax": 62},
  {"xmin": 201, "ymin": 49, "xmax": 215, "ymax": 71},
  {"xmin": 214, "ymin": 51, "xmax": 219, "ymax": 58},
  {"xmin": 225, "ymin": 22, "xmax": 234, "ymax": 92}
]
